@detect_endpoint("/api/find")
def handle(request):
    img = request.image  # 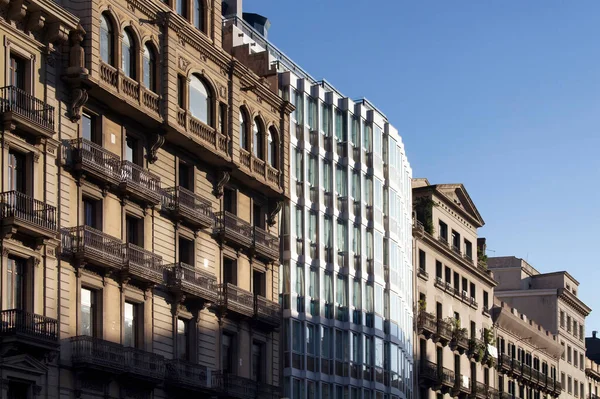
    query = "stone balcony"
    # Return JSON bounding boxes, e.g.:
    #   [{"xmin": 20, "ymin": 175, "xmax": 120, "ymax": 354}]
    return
[
  {"xmin": 0, "ymin": 85, "xmax": 55, "ymax": 137},
  {"xmin": 0, "ymin": 190, "xmax": 57, "ymax": 240}
]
